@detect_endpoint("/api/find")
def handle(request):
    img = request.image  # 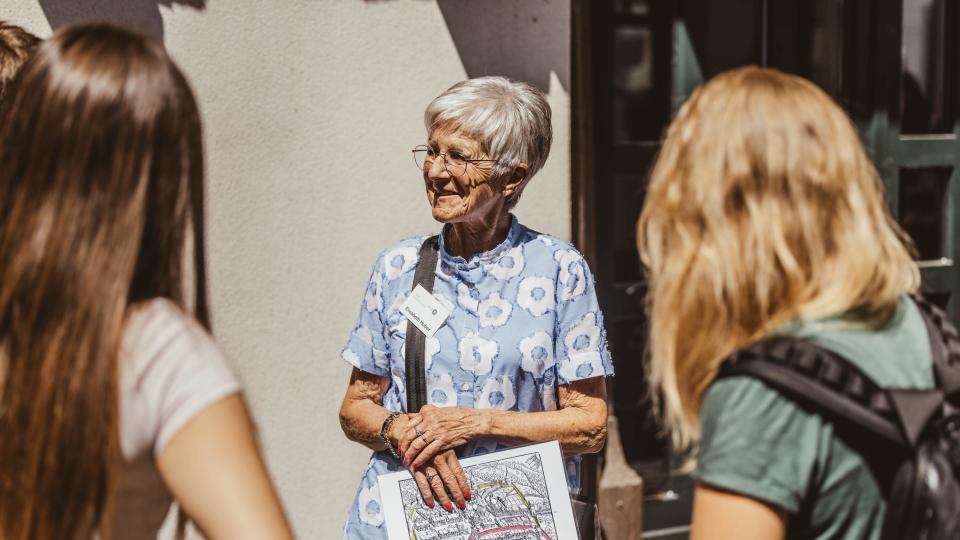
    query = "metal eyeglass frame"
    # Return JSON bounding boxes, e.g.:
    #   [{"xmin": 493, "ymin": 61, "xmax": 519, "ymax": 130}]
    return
[{"xmin": 412, "ymin": 145, "xmax": 499, "ymax": 176}]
